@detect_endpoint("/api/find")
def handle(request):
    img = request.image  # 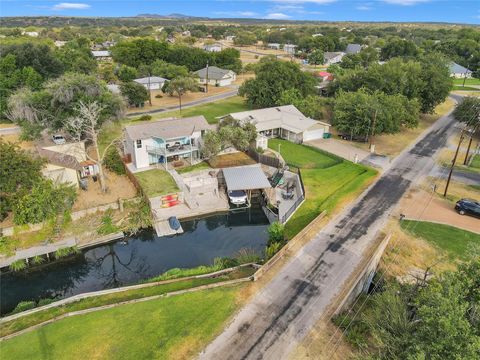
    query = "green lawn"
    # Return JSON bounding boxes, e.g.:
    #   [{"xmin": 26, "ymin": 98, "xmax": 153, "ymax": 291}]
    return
[
  {"xmin": 471, "ymin": 154, "xmax": 480, "ymax": 169},
  {"xmin": 0, "ymin": 286, "xmax": 242, "ymax": 360},
  {"xmin": 452, "ymin": 77, "xmax": 480, "ymax": 86},
  {"xmin": 134, "ymin": 169, "xmax": 179, "ymax": 197},
  {"xmin": 268, "ymin": 139, "xmax": 377, "ymax": 238},
  {"xmin": 453, "ymin": 85, "xmax": 479, "ymax": 91},
  {"xmin": 151, "ymin": 95, "xmax": 250, "ymax": 124},
  {"xmin": 400, "ymin": 220, "xmax": 480, "ymax": 260},
  {"xmin": 269, "ymin": 138, "xmax": 342, "ymax": 169},
  {"xmin": 177, "ymin": 161, "xmax": 212, "ymax": 174}
]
